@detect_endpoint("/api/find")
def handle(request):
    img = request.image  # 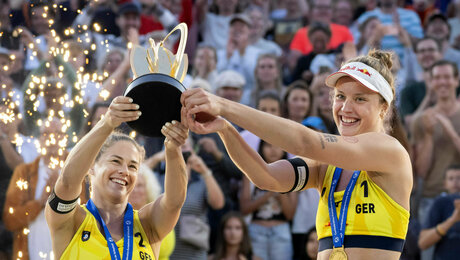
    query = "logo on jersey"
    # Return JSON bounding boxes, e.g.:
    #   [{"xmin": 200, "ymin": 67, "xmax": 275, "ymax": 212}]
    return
[{"xmin": 82, "ymin": 231, "xmax": 91, "ymax": 241}]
